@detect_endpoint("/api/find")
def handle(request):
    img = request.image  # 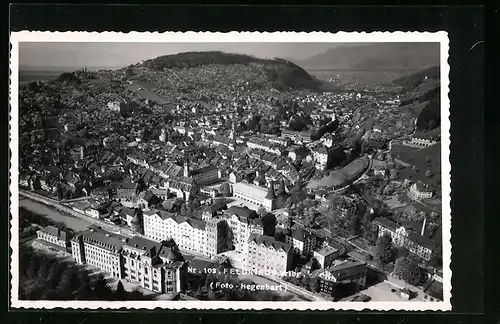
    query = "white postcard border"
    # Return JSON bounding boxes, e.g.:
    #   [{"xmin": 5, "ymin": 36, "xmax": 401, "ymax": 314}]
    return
[{"xmin": 9, "ymin": 31, "xmax": 451, "ymax": 311}]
